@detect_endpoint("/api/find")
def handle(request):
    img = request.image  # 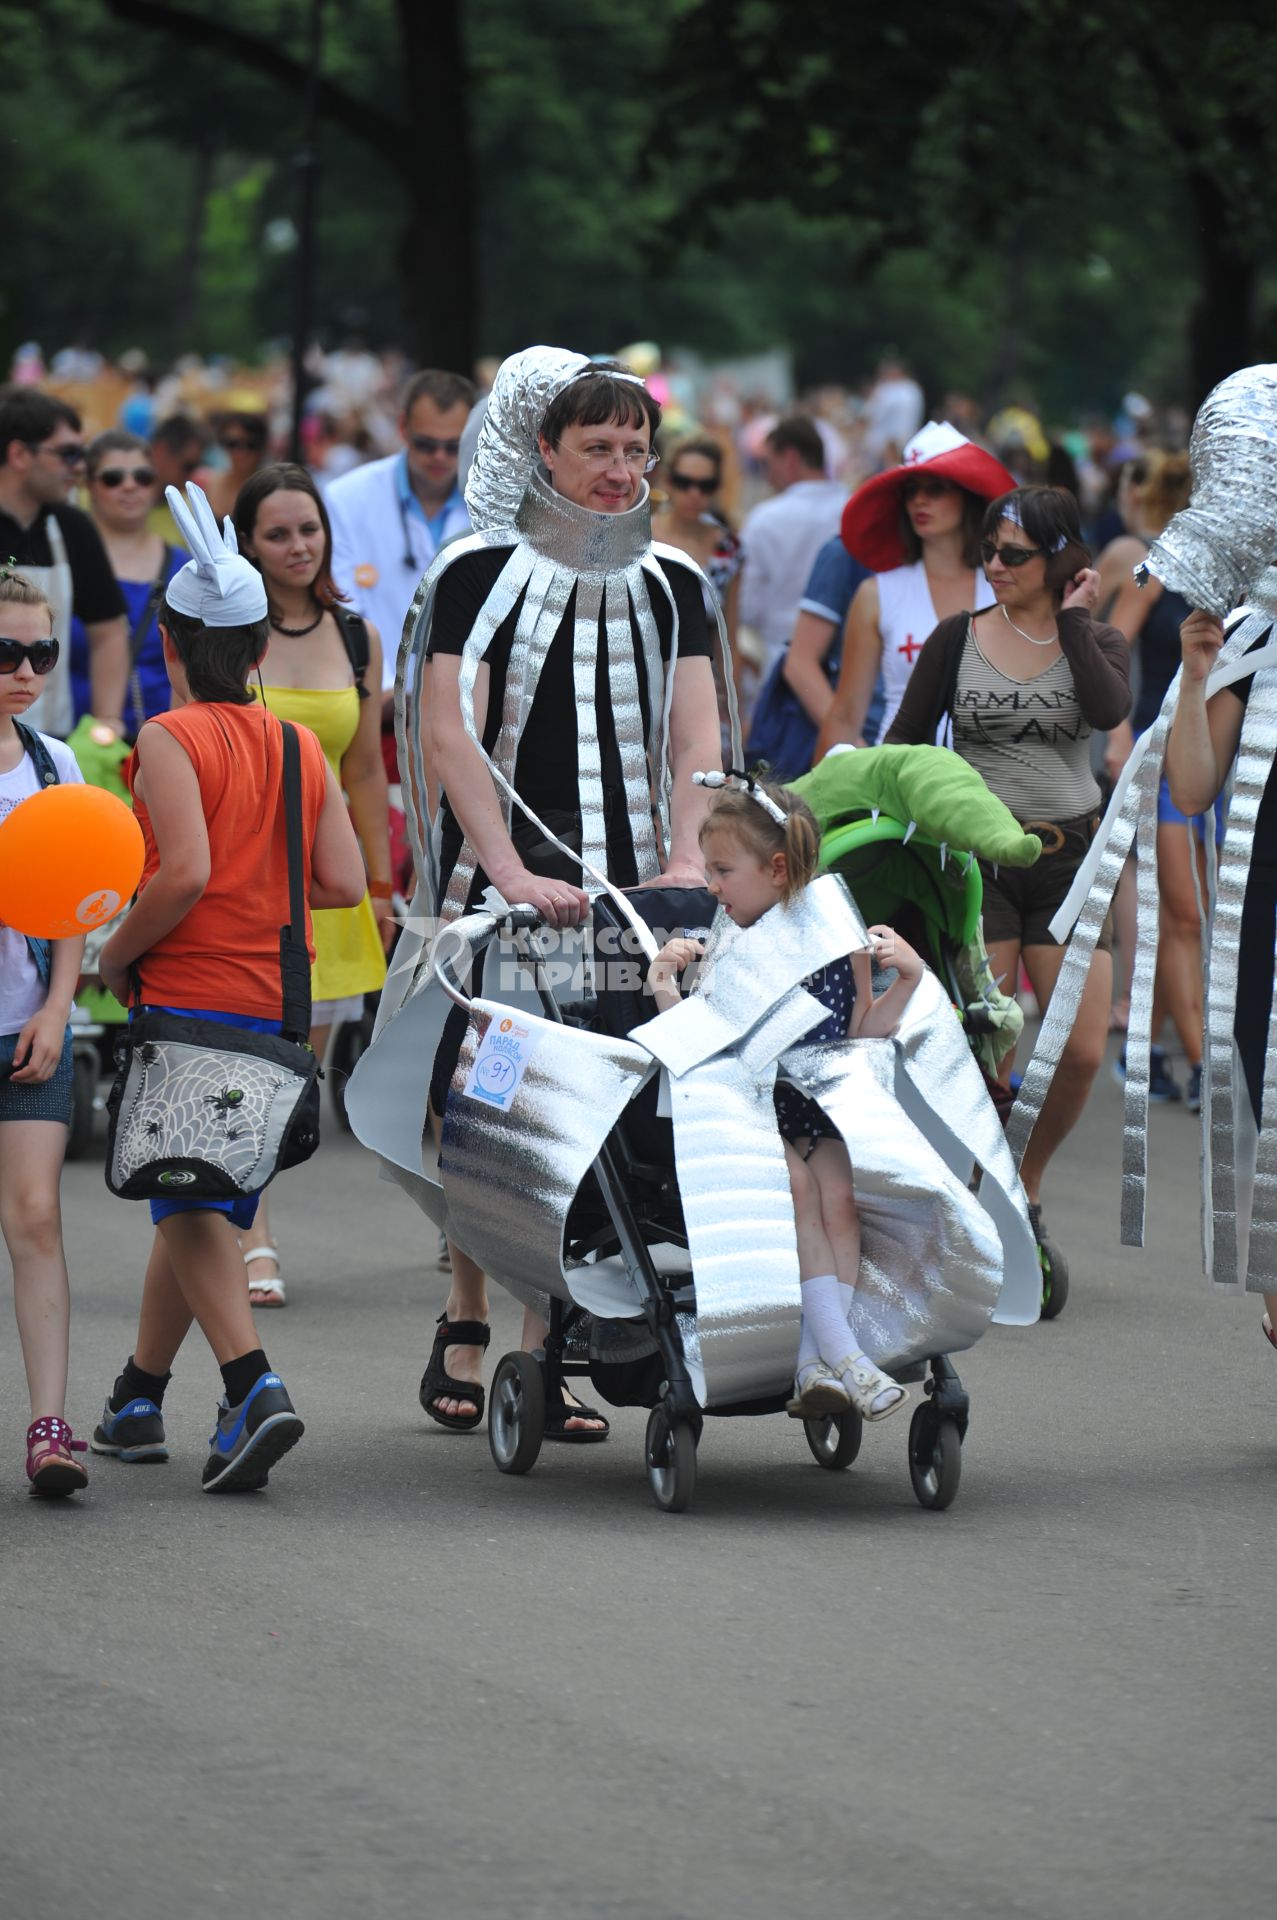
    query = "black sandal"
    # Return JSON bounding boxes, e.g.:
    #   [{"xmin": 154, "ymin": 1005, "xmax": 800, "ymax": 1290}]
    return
[
  {"xmin": 419, "ymin": 1312, "xmax": 491, "ymax": 1431},
  {"xmin": 543, "ymin": 1387, "xmax": 610, "ymax": 1444}
]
